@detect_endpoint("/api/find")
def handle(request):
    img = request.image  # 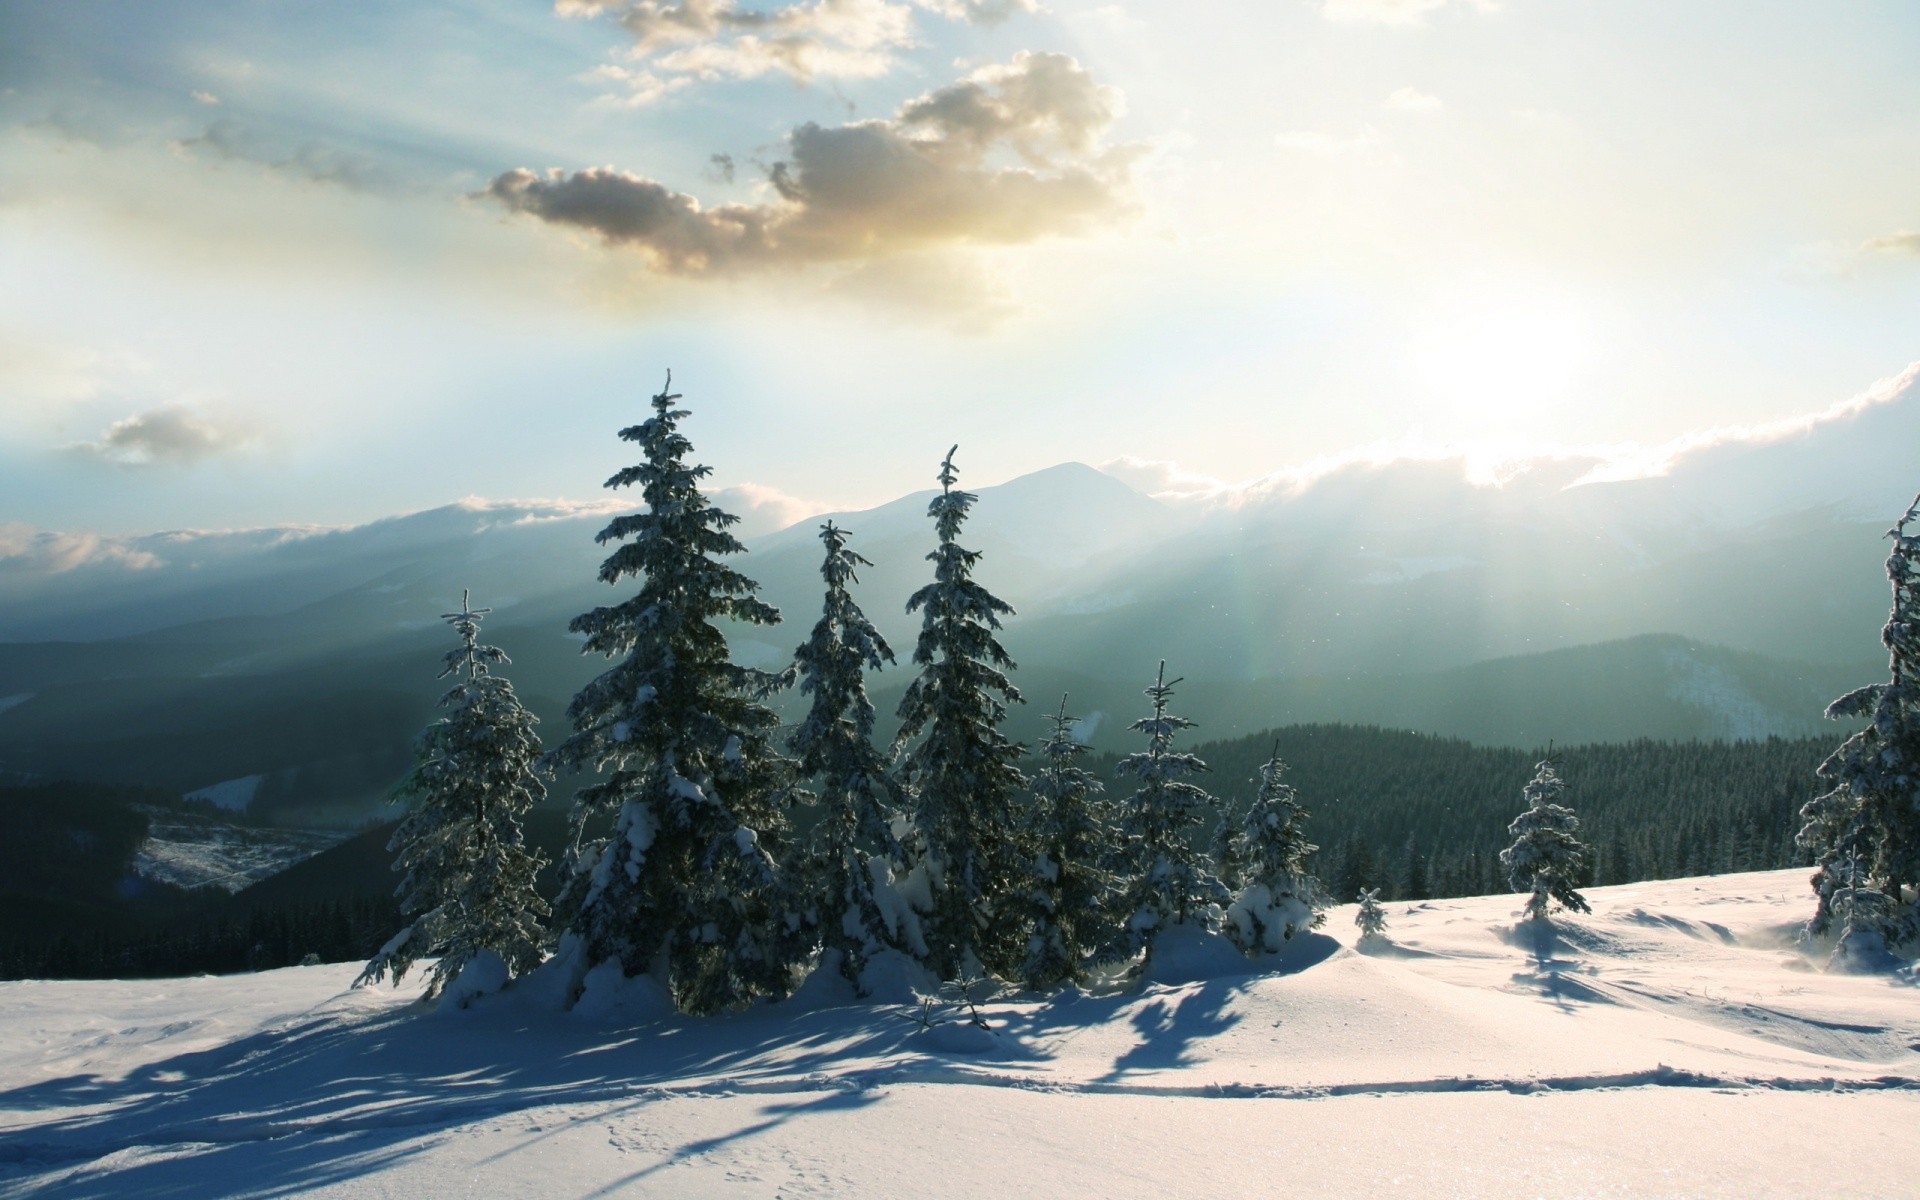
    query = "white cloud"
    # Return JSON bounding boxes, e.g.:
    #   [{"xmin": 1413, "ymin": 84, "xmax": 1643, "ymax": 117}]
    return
[
  {"xmin": 713, "ymin": 481, "xmax": 833, "ymax": 536},
  {"xmin": 65, "ymin": 405, "xmax": 257, "ymax": 468},
  {"xmin": 1862, "ymin": 230, "xmax": 1920, "ymax": 258},
  {"xmin": 1095, "ymin": 456, "xmax": 1230, "ymax": 502},
  {"xmin": 561, "ymin": 0, "xmax": 1037, "ymax": 97},
  {"xmin": 1103, "ymin": 360, "xmax": 1920, "ymax": 506},
  {"xmin": 0, "ymin": 524, "xmax": 163, "ymax": 574}
]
